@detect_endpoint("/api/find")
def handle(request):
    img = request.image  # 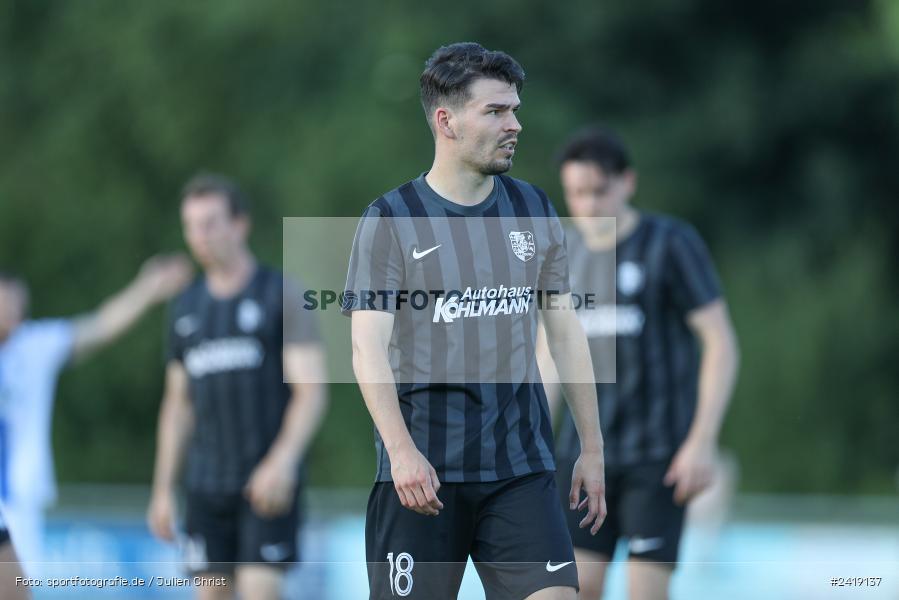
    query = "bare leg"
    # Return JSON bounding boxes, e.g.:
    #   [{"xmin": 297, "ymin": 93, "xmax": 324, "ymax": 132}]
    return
[
  {"xmin": 194, "ymin": 573, "xmax": 234, "ymax": 600},
  {"xmin": 524, "ymin": 585, "xmax": 577, "ymax": 600},
  {"xmin": 574, "ymin": 548, "xmax": 610, "ymax": 600},
  {"xmin": 627, "ymin": 559, "xmax": 672, "ymax": 600},
  {"xmin": 235, "ymin": 565, "xmax": 284, "ymax": 600}
]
